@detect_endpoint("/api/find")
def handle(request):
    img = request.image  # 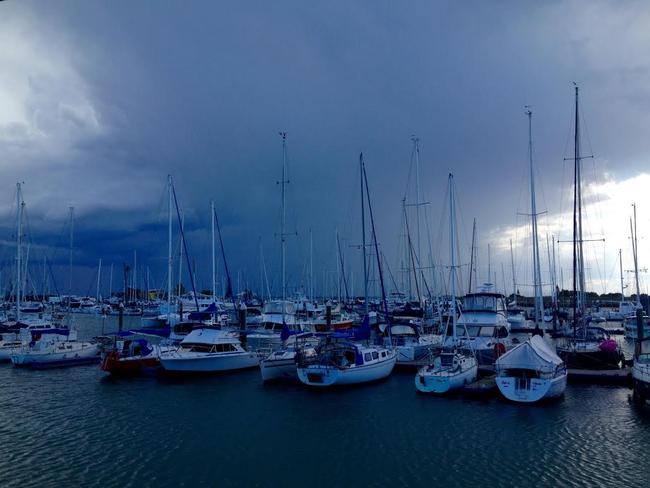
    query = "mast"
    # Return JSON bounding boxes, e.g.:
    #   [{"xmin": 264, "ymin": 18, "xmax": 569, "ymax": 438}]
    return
[
  {"xmin": 109, "ymin": 263, "xmax": 113, "ymax": 299},
  {"xmin": 449, "ymin": 174, "xmax": 458, "ymax": 342},
  {"xmin": 571, "ymin": 84, "xmax": 583, "ymax": 334},
  {"xmin": 309, "ymin": 228, "xmax": 314, "ymax": 302},
  {"xmin": 211, "ymin": 200, "xmax": 216, "ymax": 300},
  {"xmin": 133, "ymin": 250, "xmax": 137, "ymax": 302},
  {"xmin": 526, "ymin": 107, "xmax": 543, "ymax": 325},
  {"xmin": 96, "ymin": 258, "xmax": 102, "ymax": 301},
  {"xmin": 468, "ymin": 218, "xmax": 476, "ymax": 294},
  {"xmin": 618, "ymin": 248, "xmax": 625, "ymax": 303},
  {"xmin": 167, "ymin": 175, "xmax": 173, "ymax": 312},
  {"xmin": 279, "ymin": 131, "xmax": 288, "ymax": 306},
  {"xmin": 510, "ymin": 239, "xmax": 517, "ymax": 305},
  {"xmin": 487, "ymin": 243, "xmax": 491, "ymax": 285},
  {"xmin": 16, "ymin": 183, "xmax": 23, "ymax": 320},
  {"xmin": 631, "ymin": 204, "xmax": 641, "ymax": 308},
  {"xmin": 68, "ymin": 206, "xmax": 74, "ymax": 296},
  {"xmin": 360, "ymin": 153, "xmax": 369, "ymax": 316}
]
